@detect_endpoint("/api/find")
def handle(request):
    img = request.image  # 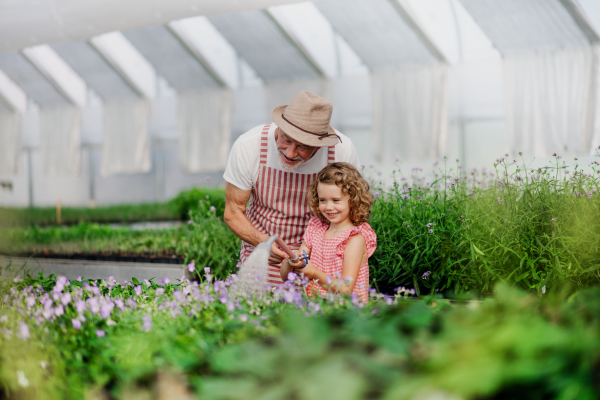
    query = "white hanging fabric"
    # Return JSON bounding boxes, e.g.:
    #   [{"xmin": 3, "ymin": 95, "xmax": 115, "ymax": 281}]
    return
[
  {"xmin": 503, "ymin": 46, "xmax": 596, "ymax": 157},
  {"xmin": 371, "ymin": 65, "xmax": 448, "ymax": 164},
  {"xmin": 0, "ymin": 111, "xmax": 21, "ymax": 174},
  {"xmin": 39, "ymin": 105, "xmax": 81, "ymax": 176},
  {"xmin": 265, "ymin": 78, "xmax": 333, "ymax": 116},
  {"xmin": 586, "ymin": 45, "xmax": 600, "ymax": 154},
  {"xmin": 178, "ymin": 88, "xmax": 233, "ymax": 173},
  {"xmin": 101, "ymin": 98, "xmax": 151, "ymax": 176}
]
